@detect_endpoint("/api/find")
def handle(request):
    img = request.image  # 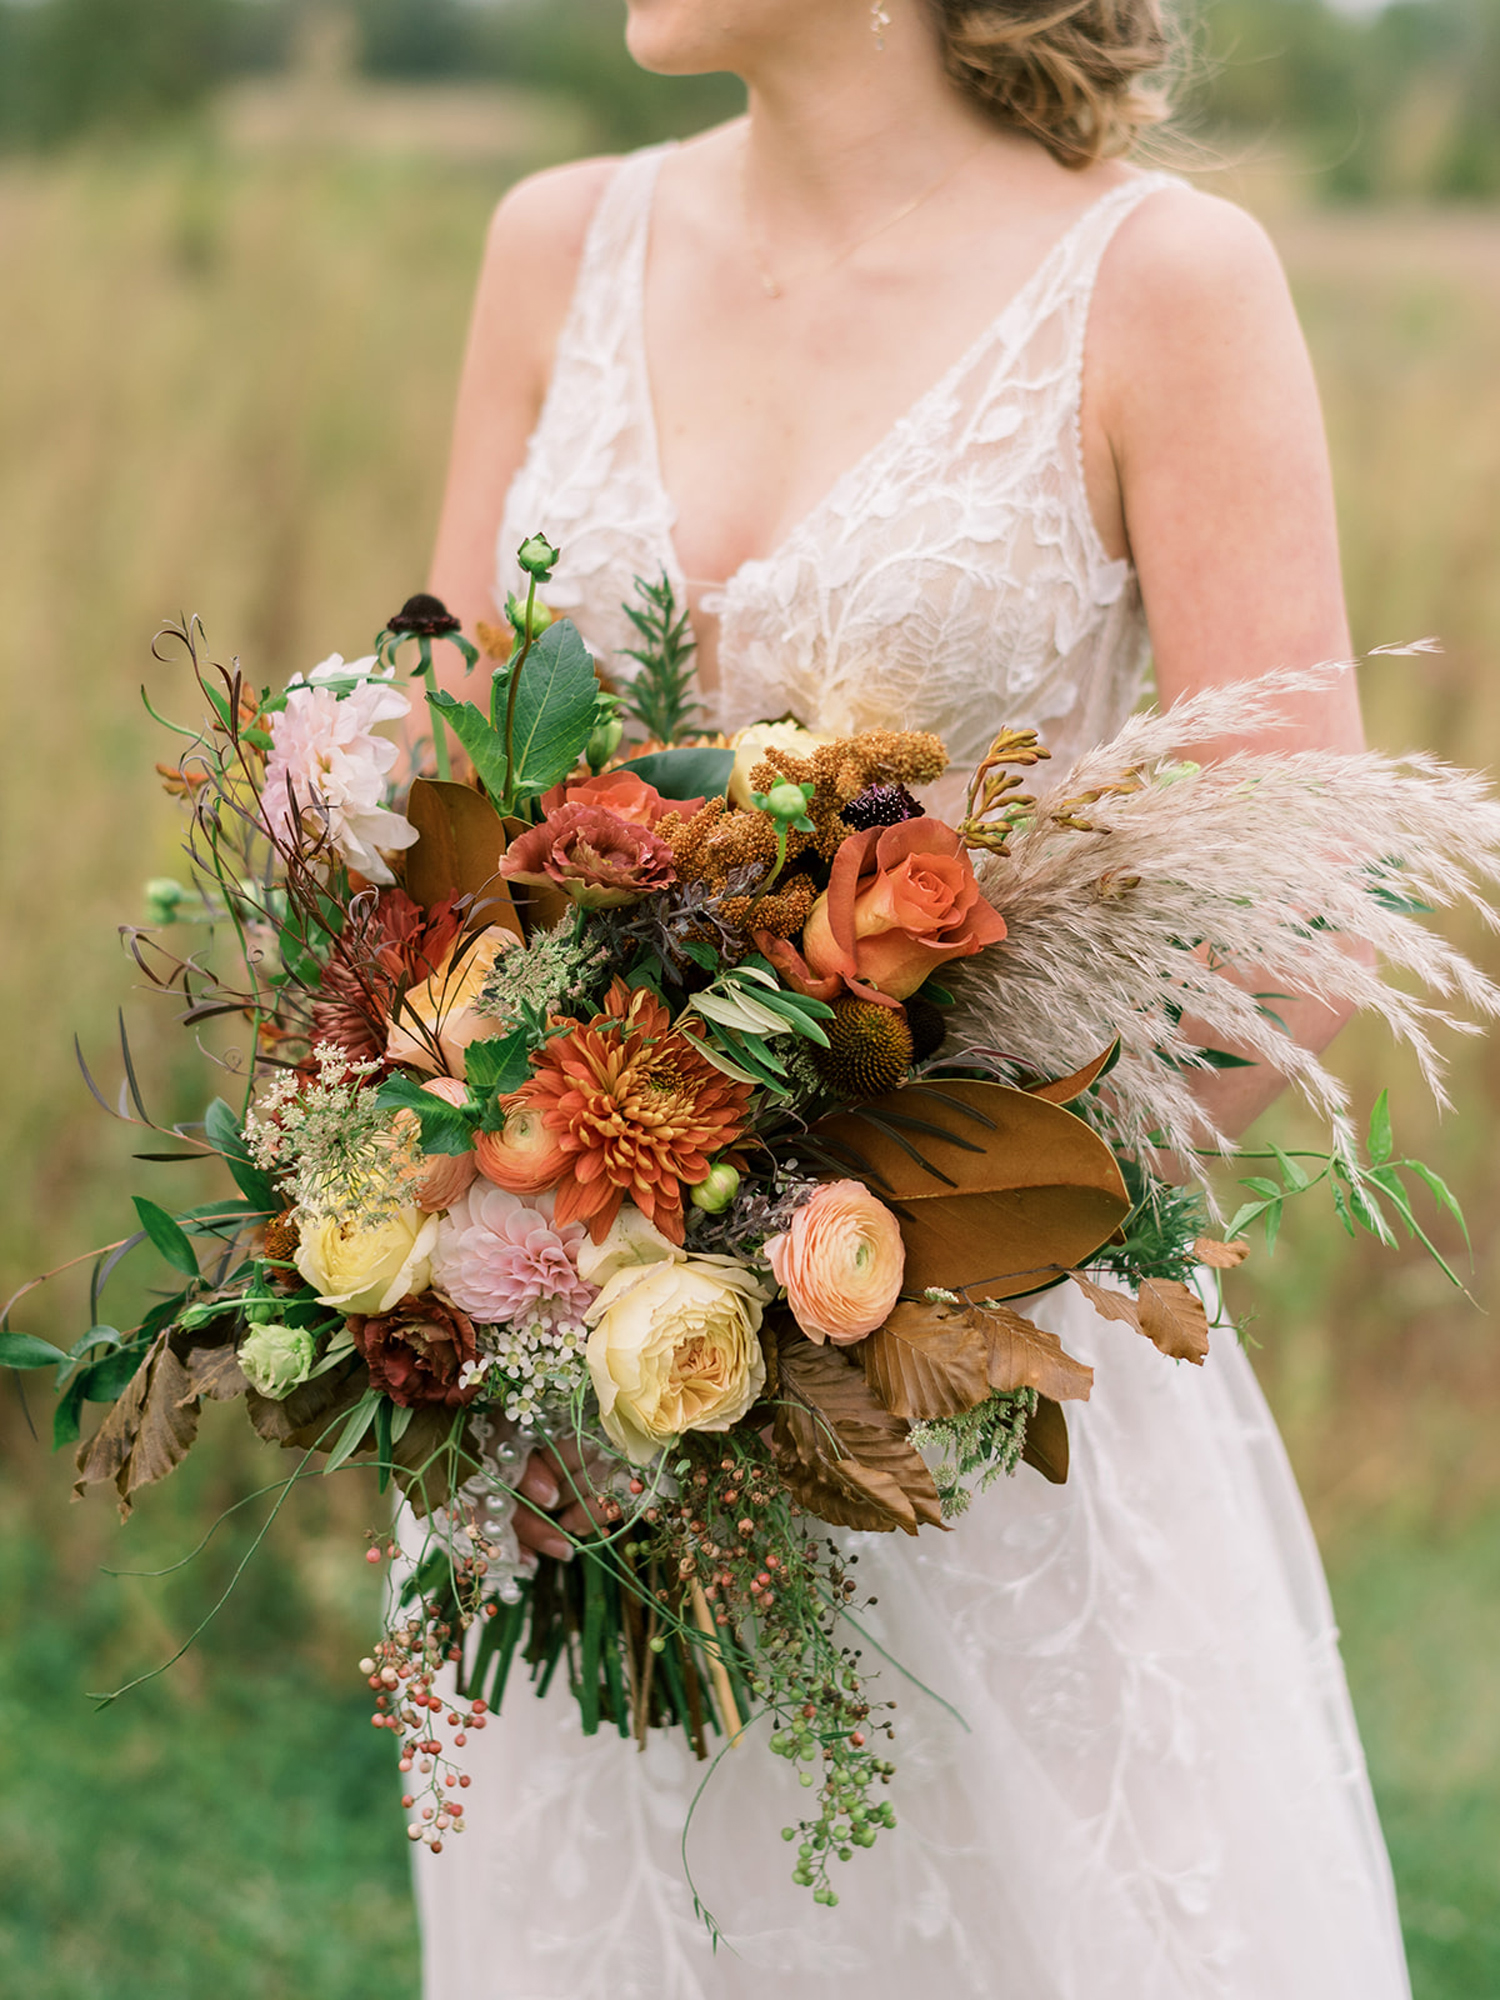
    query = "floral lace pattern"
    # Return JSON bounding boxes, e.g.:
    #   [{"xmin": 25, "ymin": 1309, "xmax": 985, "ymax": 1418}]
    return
[{"xmin": 413, "ymin": 146, "xmax": 1417, "ymax": 1999}]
